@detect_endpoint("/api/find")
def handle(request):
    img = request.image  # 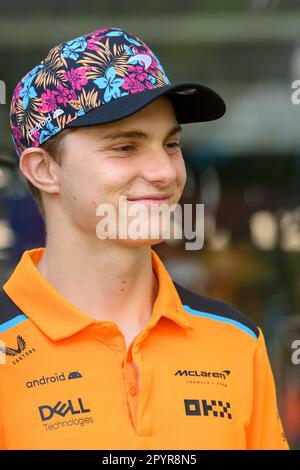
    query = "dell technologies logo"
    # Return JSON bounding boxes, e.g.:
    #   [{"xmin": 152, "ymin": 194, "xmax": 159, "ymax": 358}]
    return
[
  {"xmin": 38, "ymin": 397, "xmax": 94, "ymax": 431},
  {"xmin": 39, "ymin": 397, "xmax": 90, "ymax": 421}
]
